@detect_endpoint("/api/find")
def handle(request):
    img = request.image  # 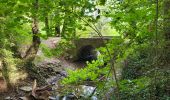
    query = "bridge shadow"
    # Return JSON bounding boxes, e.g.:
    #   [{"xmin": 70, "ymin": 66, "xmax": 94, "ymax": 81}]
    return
[{"xmin": 77, "ymin": 45, "xmax": 97, "ymax": 62}]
